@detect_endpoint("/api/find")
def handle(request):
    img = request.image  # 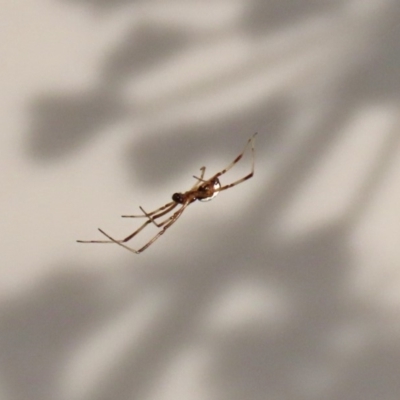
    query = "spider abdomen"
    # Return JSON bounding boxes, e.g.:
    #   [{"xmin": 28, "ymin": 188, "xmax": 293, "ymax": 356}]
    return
[{"xmin": 198, "ymin": 178, "xmax": 221, "ymax": 202}]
